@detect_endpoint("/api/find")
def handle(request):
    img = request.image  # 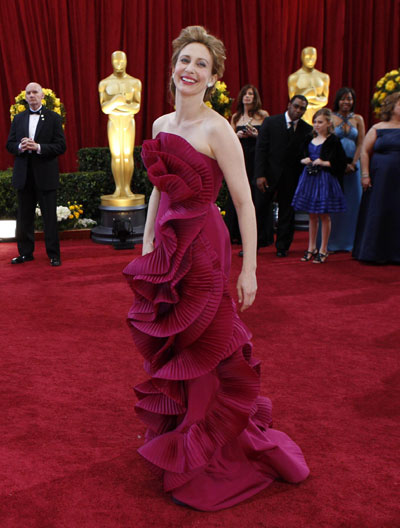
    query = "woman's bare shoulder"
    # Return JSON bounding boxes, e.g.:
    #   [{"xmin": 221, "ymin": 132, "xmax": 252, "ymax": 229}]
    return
[{"xmin": 152, "ymin": 113, "xmax": 175, "ymax": 138}]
